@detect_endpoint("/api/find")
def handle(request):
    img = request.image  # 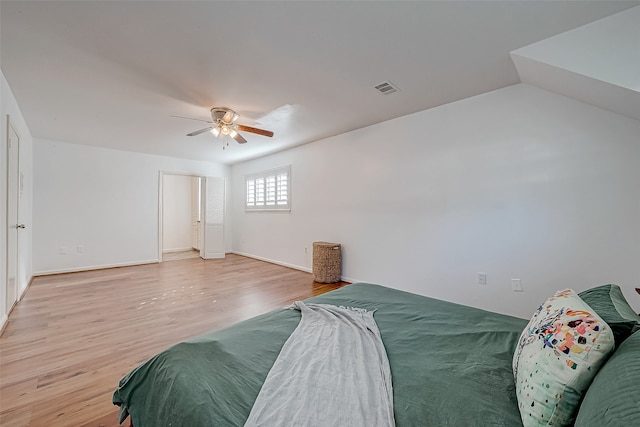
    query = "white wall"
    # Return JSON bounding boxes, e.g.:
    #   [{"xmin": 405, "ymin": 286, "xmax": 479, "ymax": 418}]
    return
[
  {"xmin": 1, "ymin": 69, "xmax": 34, "ymax": 329},
  {"xmin": 510, "ymin": 6, "xmax": 640, "ymax": 123},
  {"xmin": 231, "ymin": 83, "xmax": 640, "ymax": 318},
  {"xmin": 33, "ymin": 139, "xmax": 229, "ymax": 274},
  {"xmin": 162, "ymin": 174, "xmax": 193, "ymax": 252},
  {"xmin": 512, "ymin": 6, "xmax": 640, "ymax": 92}
]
